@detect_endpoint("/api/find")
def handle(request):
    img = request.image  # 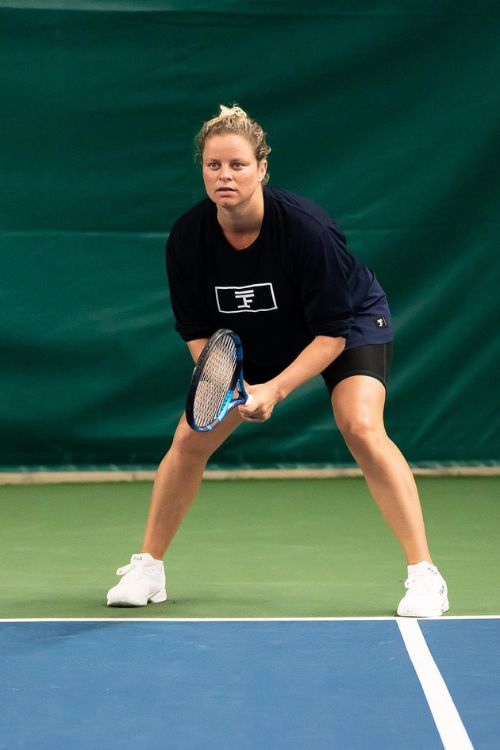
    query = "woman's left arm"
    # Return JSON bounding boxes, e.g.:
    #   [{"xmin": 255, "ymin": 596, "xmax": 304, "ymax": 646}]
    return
[{"xmin": 238, "ymin": 334, "xmax": 345, "ymax": 422}]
